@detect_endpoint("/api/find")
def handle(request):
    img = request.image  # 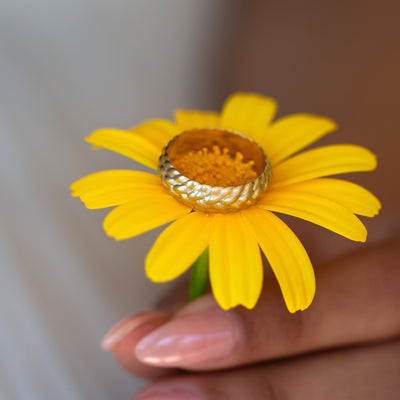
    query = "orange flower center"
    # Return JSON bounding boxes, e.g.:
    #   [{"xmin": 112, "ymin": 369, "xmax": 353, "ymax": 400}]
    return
[
  {"xmin": 172, "ymin": 145, "xmax": 258, "ymax": 187},
  {"xmin": 158, "ymin": 129, "xmax": 272, "ymax": 213},
  {"xmin": 168, "ymin": 128, "xmax": 267, "ymax": 187}
]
